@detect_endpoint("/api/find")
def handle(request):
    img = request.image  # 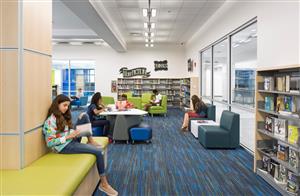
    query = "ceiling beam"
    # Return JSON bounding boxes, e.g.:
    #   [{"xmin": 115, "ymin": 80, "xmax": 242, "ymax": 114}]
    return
[{"xmin": 60, "ymin": 0, "xmax": 127, "ymax": 52}]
